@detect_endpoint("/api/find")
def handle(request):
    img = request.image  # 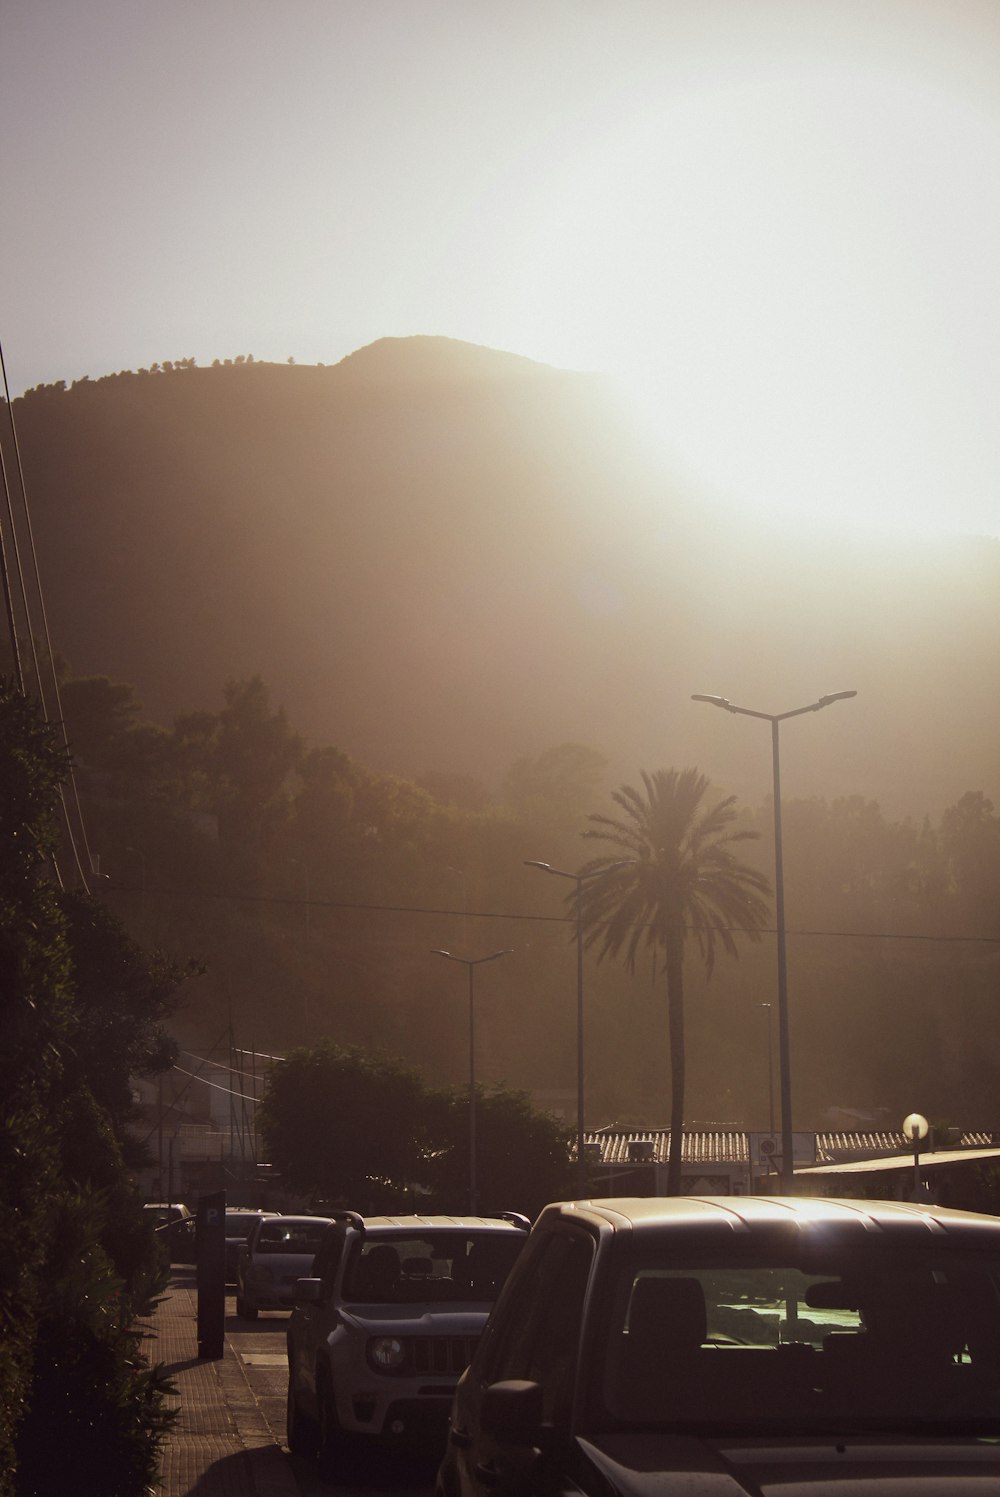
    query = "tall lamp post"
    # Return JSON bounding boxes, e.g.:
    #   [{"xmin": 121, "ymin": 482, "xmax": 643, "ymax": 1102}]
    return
[
  {"xmin": 692, "ymin": 690, "xmax": 857, "ymax": 1191},
  {"xmin": 432, "ymin": 948, "xmax": 511, "ymax": 1213},
  {"xmin": 524, "ymin": 860, "xmax": 631, "ymax": 1199},
  {"xmin": 759, "ymin": 1002, "xmax": 775, "ymax": 1135}
]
